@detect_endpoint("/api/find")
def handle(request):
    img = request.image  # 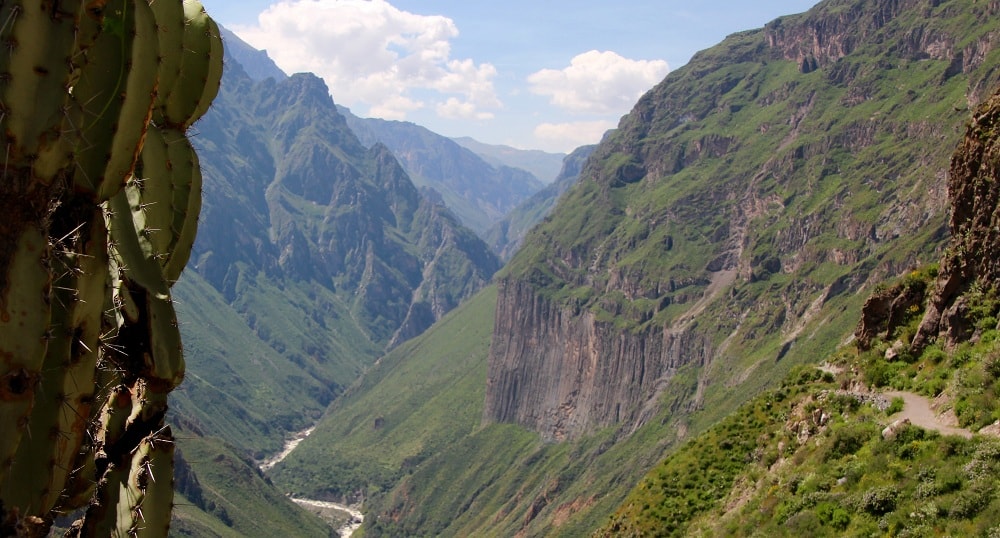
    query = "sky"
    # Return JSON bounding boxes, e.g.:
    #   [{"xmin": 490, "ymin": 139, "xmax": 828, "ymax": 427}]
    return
[{"xmin": 201, "ymin": 1, "xmax": 819, "ymax": 154}]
